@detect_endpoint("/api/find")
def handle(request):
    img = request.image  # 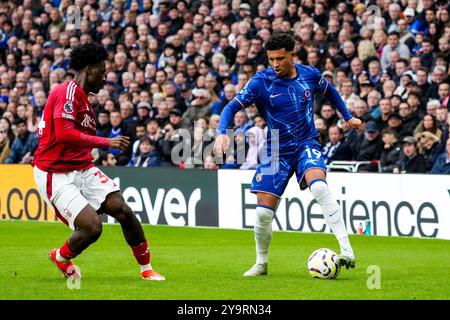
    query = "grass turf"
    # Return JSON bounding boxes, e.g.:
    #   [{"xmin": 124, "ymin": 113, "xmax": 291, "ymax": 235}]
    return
[{"xmin": 0, "ymin": 220, "xmax": 449, "ymax": 300}]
